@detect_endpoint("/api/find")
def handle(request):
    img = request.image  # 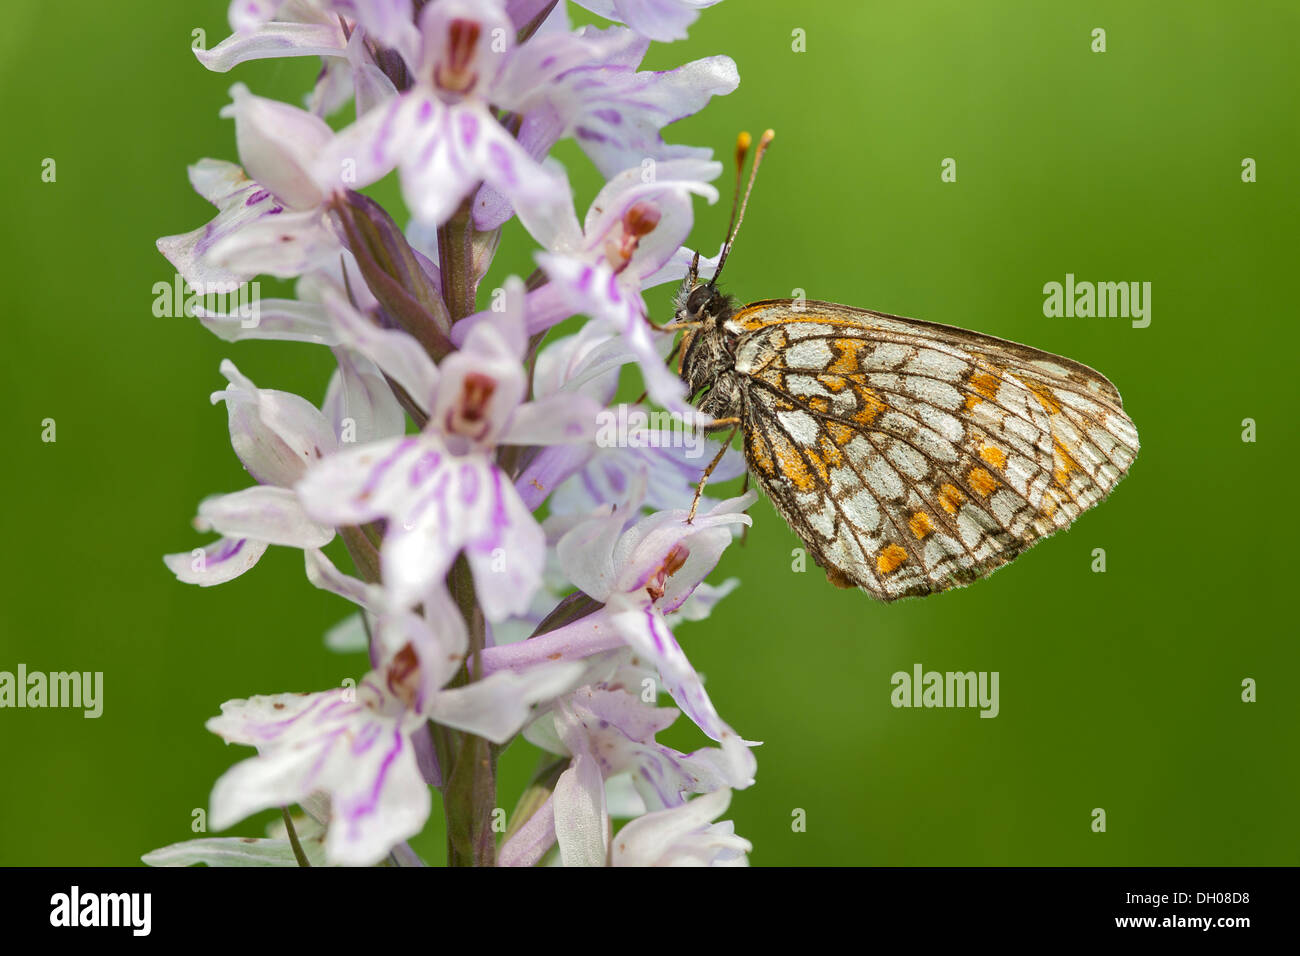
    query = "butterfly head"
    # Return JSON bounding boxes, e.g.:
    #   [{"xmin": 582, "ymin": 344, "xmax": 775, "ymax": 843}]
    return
[
  {"xmin": 672, "ymin": 129, "xmax": 774, "ymax": 387},
  {"xmin": 673, "ymin": 266, "xmax": 734, "ymax": 327}
]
